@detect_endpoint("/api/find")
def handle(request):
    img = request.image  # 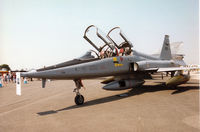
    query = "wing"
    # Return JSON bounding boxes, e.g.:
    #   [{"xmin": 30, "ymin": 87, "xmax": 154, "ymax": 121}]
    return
[{"xmin": 158, "ymin": 66, "xmax": 200, "ymax": 72}]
